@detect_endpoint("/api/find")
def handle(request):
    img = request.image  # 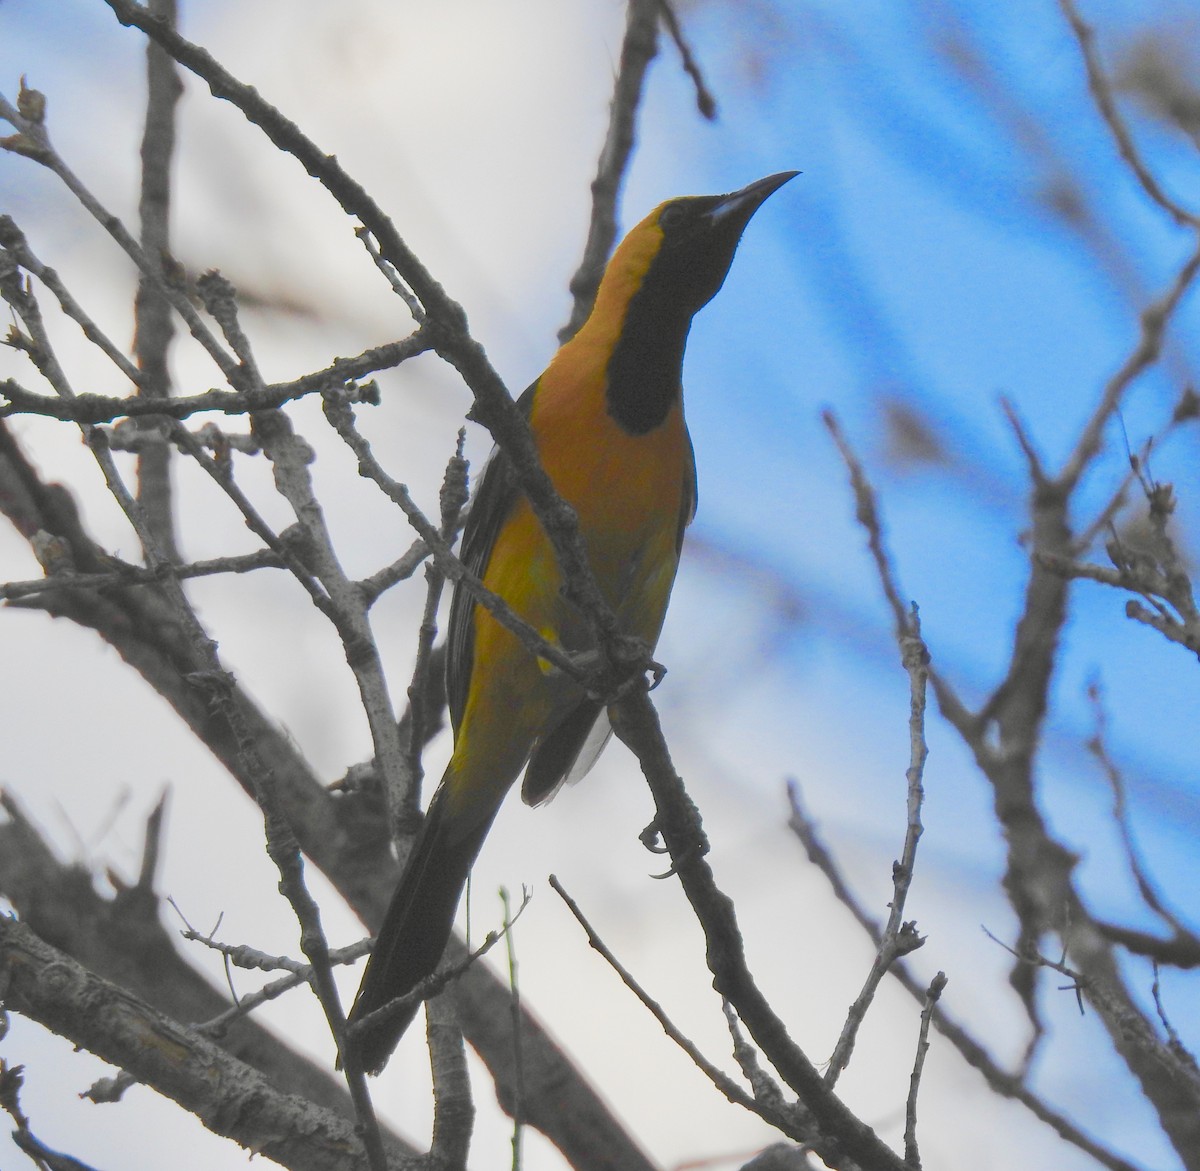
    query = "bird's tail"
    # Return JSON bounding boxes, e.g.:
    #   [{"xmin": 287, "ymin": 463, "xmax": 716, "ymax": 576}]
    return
[{"xmin": 344, "ymin": 785, "xmax": 497, "ymax": 1074}]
